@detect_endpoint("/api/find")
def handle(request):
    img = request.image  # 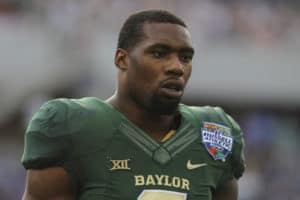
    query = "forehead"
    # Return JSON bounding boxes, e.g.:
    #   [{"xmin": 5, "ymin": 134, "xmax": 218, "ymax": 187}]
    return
[{"xmin": 139, "ymin": 23, "xmax": 193, "ymax": 49}]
